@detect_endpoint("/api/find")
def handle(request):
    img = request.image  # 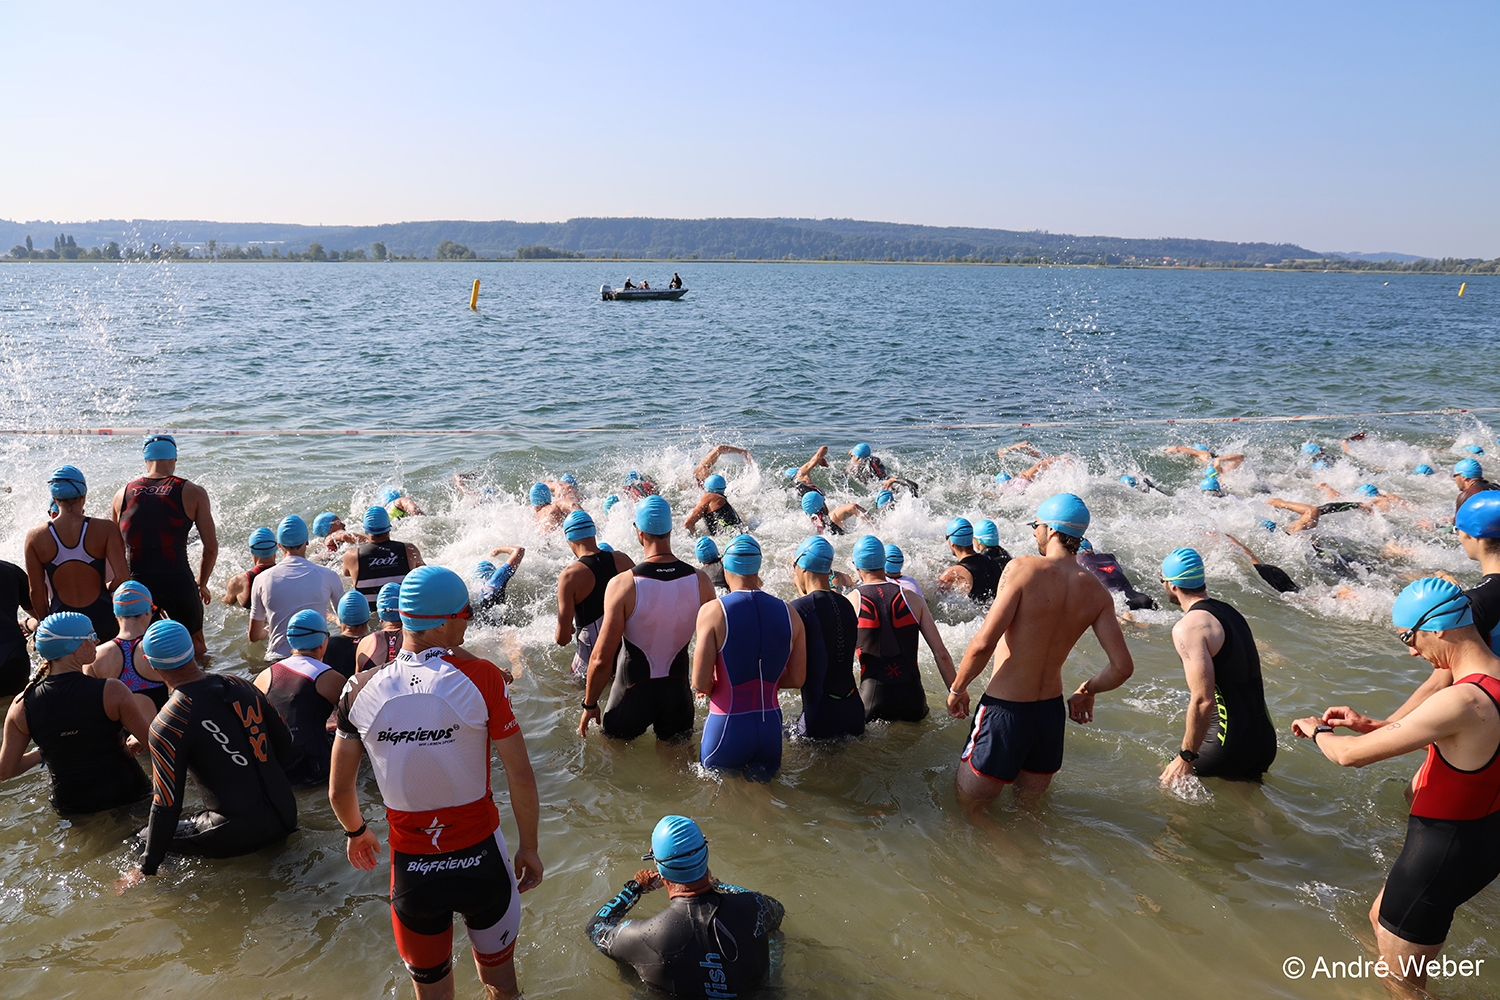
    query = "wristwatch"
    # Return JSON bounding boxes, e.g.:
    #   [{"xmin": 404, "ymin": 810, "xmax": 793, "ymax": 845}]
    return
[
  {"xmin": 1312, "ymin": 725, "xmax": 1335, "ymax": 743},
  {"xmin": 581, "ymin": 699, "xmax": 599, "ymax": 711},
  {"xmin": 1178, "ymin": 749, "xmax": 1199, "ymax": 763}
]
